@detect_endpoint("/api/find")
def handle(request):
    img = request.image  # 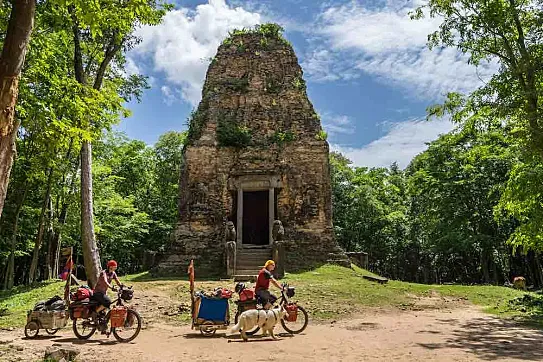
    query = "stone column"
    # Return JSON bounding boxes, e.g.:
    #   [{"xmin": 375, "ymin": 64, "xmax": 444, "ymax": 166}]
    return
[
  {"xmin": 237, "ymin": 188, "xmax": 243, "ymax": 247},
  {"xmin": 268, "ymin": 188, "xmax": 274, "ymax": 245}
]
